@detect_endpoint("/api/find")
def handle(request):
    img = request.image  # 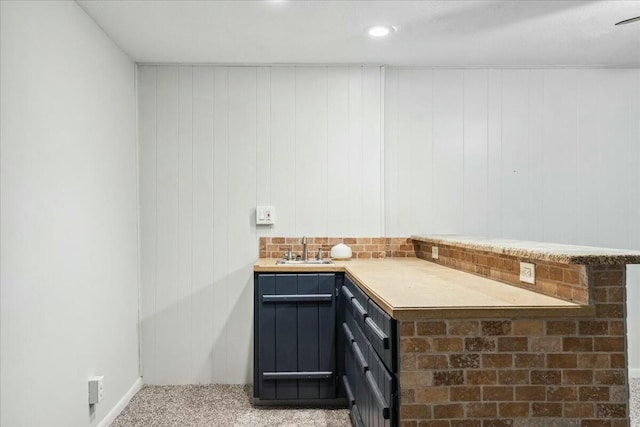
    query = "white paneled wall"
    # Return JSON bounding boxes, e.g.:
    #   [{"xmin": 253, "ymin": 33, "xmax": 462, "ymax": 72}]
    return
[
  {"xmin": 385, "ymin": 67, "xmax": 640, "ymax": 373},
  {"xmin": 138, "ymin": 65, "xmax": 382, "ymax": 384}
]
